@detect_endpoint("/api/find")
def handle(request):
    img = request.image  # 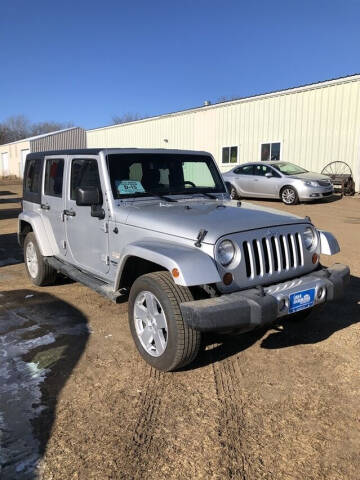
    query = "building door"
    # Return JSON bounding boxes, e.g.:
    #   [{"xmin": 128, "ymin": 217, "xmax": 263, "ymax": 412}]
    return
[
  {"xmin": 65, "ymin": 156, "xmax": 109, "ymax": 277},
  {"xmin": 41, "ymin": 156, "xmax": 67, "ymax": 257},
  {"xmin": 1, "ymin": 152, "xmax": 9, "ymax": 176},
  {"xmin": 20, "ymin": 149, "xmax": 30, "ymax": 177}
]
